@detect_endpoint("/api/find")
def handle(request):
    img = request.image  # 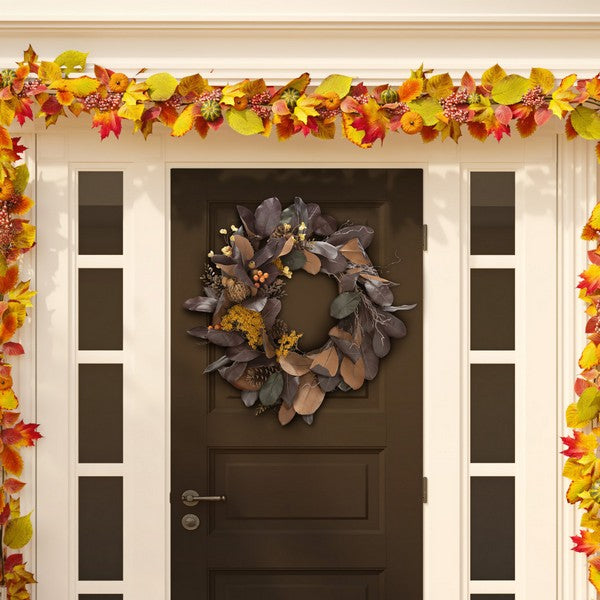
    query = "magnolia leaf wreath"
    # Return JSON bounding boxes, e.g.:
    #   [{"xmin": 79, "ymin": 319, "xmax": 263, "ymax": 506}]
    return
[{"xmin": 185, "ymin": 197, "xmax": 414, "ymax": 425}]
